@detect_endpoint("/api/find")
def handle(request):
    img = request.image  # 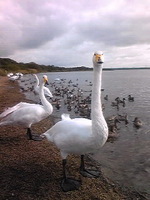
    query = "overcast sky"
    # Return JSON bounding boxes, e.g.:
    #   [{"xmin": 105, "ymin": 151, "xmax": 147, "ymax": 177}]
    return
[{"xmin": 0, "ymin": 0, "xmax": 150, "ymax": 68}]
